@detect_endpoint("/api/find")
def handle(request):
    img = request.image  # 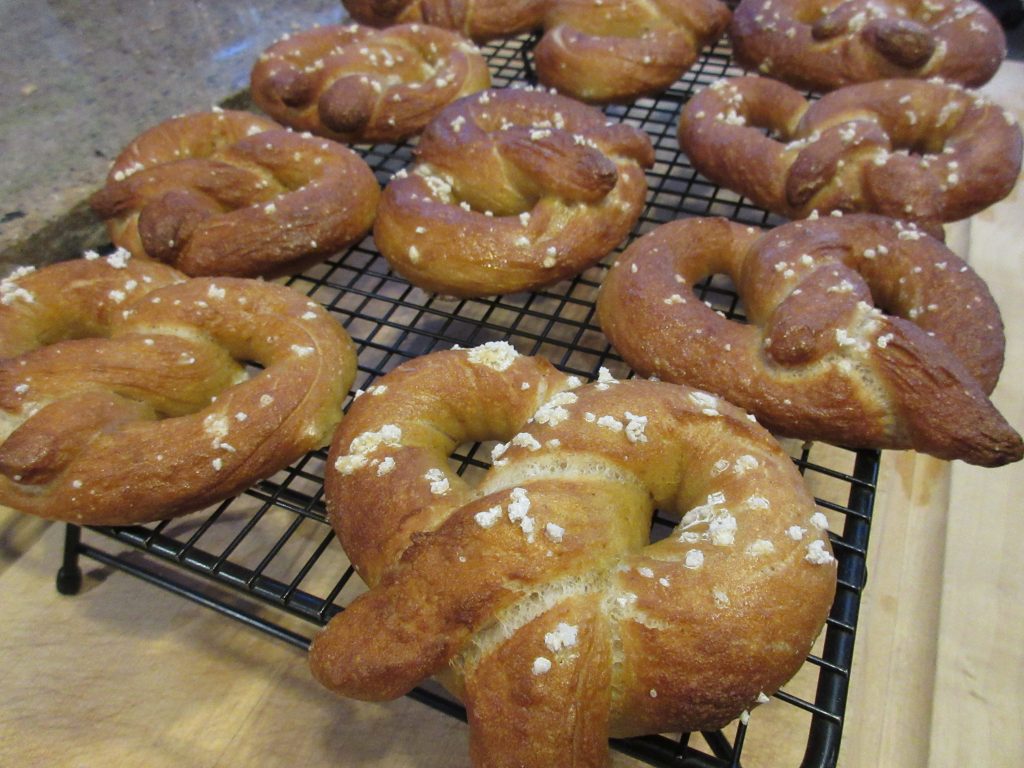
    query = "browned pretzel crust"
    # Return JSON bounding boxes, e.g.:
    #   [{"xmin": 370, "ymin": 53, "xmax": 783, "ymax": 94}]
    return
[
  {"xmin": 0, "ymin": 253, "xmax": 357, "ymax": 524},
  {"xmin": 535, "ymin": 0, "xmax": 731, "ymax": 104},
  {"xmin": 596, "ymin": 215, "xmax": 1023, "ymax": 466},
  {"xmin": 730, "ymin": 0, "xmax": 1007, "ymax": 92},
  {"xmin": 312, "ymin": 343, "xmax": 835, "ymax": 767},
  {"xmin": 344, "ymin": 0, "xmax": 731, "ymax": 104},
  {"xmin": 373, "ymin": 87, "xmax": 654, "ymax": 297},
  {"xmin": 677, "ymin": 76, "xmax": 1022, "ymax": 225},
  {"xmin": 342, "ymin": 0, "xmax": 549, "ymax": 41},
  {"xmin": 251, "ymin": 23, "xmax": 491, "ymax": 143},
  {"xmin": 90, "ymin": 110, "xmax": 380, "ymax": 278}
]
